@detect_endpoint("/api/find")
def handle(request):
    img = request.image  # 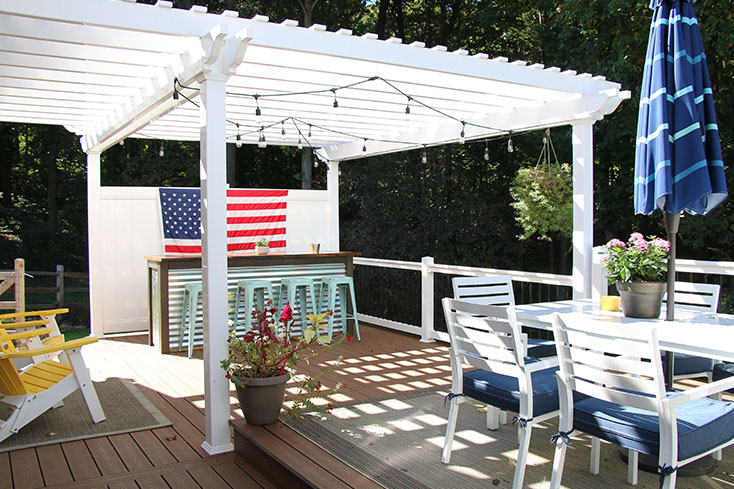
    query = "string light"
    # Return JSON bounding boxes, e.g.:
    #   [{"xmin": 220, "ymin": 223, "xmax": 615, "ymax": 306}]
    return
[
  {"xmin": 459, "ymin": 121, "xmax": 466, "ymax": 144},
  {"xmin": 258, "ymin": 127, "xmax": 267, "ymax": 148},
  {"xmin": 484, "ymin": 140, "xmax": 489, "ymax": 161},
  {"xmin": 158, "ymin": 141, "xmax": 164, "ymax": 157},
  {"xmin": 298, "ymin": 137, "xmax": 303, "ymax": 150},
  {"xmin": 405, "ymin": 96, "xmax": 411, "ymax": 115},
  {"xmin": 119, "ymin": 139, "xmax": 124, "ymax": 146},
  {"xmin": 332, "ymin": 88, "xmax": 339, "ymax": 115},
  {"xmin": 254, "ymin": 95, "xmax": 262, "ymax": 125},
  {"xmin": 362, "ymin": 138, "xmax": 367, "ymax": 152},
  {"xmin": 507, "ymin": 133, "xmax": 514, "ymax": 153},
  {"xmin": 421, "ymin": 145, "xmax": 427, "ymax": 164},
  {"xmin": 281, "ymin": 120, "xmax": 286, "ymax": 140},
  {"xmin": 235, "ymin": 123, "xmax": 242, "ymax": 148},
  {"xmin": 308, "ymin": 124, "xmax": 312, "ymax": 138}
]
